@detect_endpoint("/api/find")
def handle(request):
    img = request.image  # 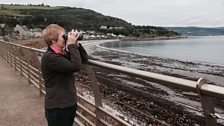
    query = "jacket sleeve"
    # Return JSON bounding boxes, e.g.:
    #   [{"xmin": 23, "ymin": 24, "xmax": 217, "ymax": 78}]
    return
[
  {"xmin": 46, "ymin": 44, "xmax": 81, "ymax": 73},
  {"xmin": 78, "ymin": 43, "xmax": 88, "ymax": 64}
]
